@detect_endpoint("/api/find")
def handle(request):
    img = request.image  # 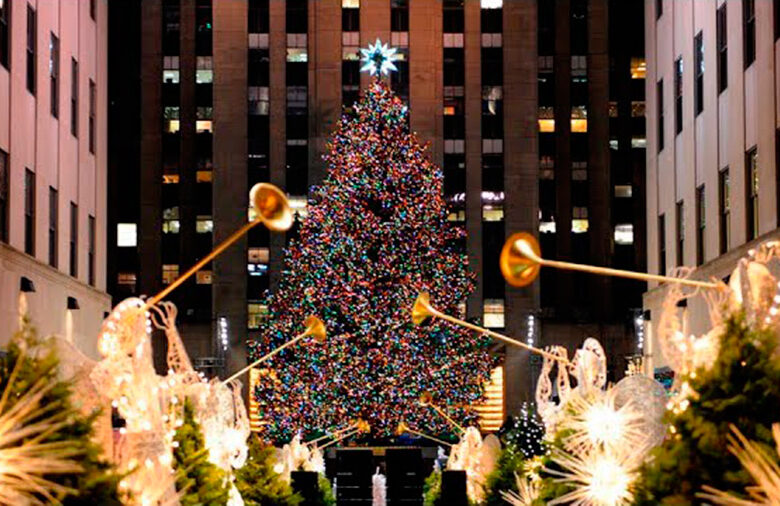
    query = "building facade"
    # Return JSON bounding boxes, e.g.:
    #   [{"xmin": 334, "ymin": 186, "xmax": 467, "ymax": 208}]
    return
[
  {"xmin": 644, "ymin": 0, "xmax": 780, "ymax": 375},
  {"xmin": 0, "ymin": 0, "xmax": 109, "ymax": 356},
  {"xmin": 109, "ymin": 0, "xmax": 645, "ymax": 412}
]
